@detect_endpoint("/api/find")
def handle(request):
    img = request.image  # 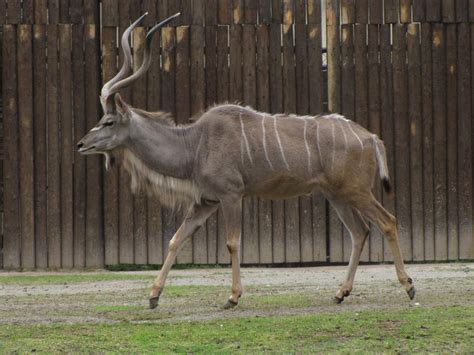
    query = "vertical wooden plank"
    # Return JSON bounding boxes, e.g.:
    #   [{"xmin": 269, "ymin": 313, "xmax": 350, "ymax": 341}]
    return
[
  {"xmin": 259, "ymin": 0, "xmax": 272, "ymax": 24},
  {"xmin": 60, "ymin": 0, "xmax": 70, "ymax": 23},
  {"xmin": 216, "ymin": 26, "xmax": 231, "ymax": 264},
  {"xmin": 354, "ymin": 23, "xmax": 370, "ymax": 261},
  {"xmin": 393, "ymin": 25, "xmax": 412, "ymax": 261},
  {"xmin": 175, "ymin": 26, "xmax": 193, "ymax": 264},
  {"xmin": 48, "ymin": 0, "xmax": 60, "ymax": 24},
  {"xmin": 341, "ymin": 25, "xmax": 354, "ymax": 124},
  {"xmin": 59, "ymin": 24, "xmax": 74, "ymax": 268},
  {"xmin": 244, "ymin": 0, "xmax": 258, "ymax": 23},
  {"xmin": 69, "ymin": 0, "xmax": 83, "ymax": 23},
  {"xmin": 400, "ymin": 0, "xmax": 411, "ymax": 23},
  {"xmin": 341, "ymin": 24, "xmax": 354, "ymax": 263},
  {"xmin": 308, "ymin": 23, "xmax": 326, "ymax": 262},
  {"xmin": 22, "ymin": 0, "xmax": 34, "ymax": 24},
  {"xmin": 131, "ymin": 28, "xmax": 148, "ymax": 265},
  {"xmin": 157, "ymin": 0, "xmax": 168, "ymax": 21},
  {"xmin": 117, "ymin": 0, "xmax": 135, "ymax": 265},
  {"xmin": 84, "ymin": 0, "xmax": 99, "ymax": 24},
  {"xmin": 33, "ymin": 25, "xmax": 48, "ymax": 268},
  {"xmin": 190, "ymin": 25, "xmax": 208, "ymax": 264},
  {"xmin": 168, "ymin": 0, "xmax": 181, "ymax": 24},
  {"xmin": 295, "ymin": 0, "xmax": 306, "ymax": 23},
  {"xmin": 369, "ymin": 0, "xmax": 383, "ymax": 23},
  {"xmin": 384, "ymin": 0, "xmax": 399, "ymax": 23},
  {"xmin": 256, "ymin": 24, "xmax": 273, "ymax": 264},
  {"xmin": 229, "ymin": 25, "xmax": 242, "ymax": 102},
  {"xmin": 205, "ymin": 25, "xmax": 219, "ymax": 264},
  {"xmin": 194, "ymin": 0, "xmax": 205, "ymax": 25},
  {"xmin": 233, "ymin": 0, "xmax": 244, "ymax": 24},
  {"xmin": 218, "ymin": 0, "xmax": 232, "ymax": 24},
  {"xmin": 146, "ymin": 28, "xmax": 163, "ymax": 266},
  {"xmin": 282, "ymin": 22, "xmax": 300, "ymax": 263},
  {"xmin": 161, "ymin": 27, "xmax": 176, "ymax": 260},
  {"xmin": 84, "ymin": 24, "xmax": 104, "ymax": 267},
  {"xmin": 469, "ymin": 0, "xmax": 474, "ymax": 22},
  {"xmin": 46, "ymin": 25, "xmax": 62, "ymax": 268},
  {"xmin": 327, "ymin": 0, "xmax": 343, "ymax": 262},
  {"xmin": 206, "ymin": 0, "xmax": 218, "ymax": 25},
  {"xmin": 367, "ymin": 24, "xmax": 384, "ymax": 262},
  {"xmin": 102, "ymin": 0, "xmax": 119, "ymax": 26},
  {"xmin": 17, "ymin": 25, "xmax": 35, "ymax": 268},
  {"xmin": 407, "ymin": 24, "xmax": 424, "ymax": 261},
  {"xmin": 413, "ymin": 0, "xmax": 426, "ymax": 22},
  {"xmin": 457, "ymin": 23, "xmax": 473, "ymax": 259},
  {"xmin": 446, "ymin": 24, "xmax": 458, "ymax": 260},
  {"xmin": 380, "ymin": 24, "xmax": 395, "ymax": 261},
  {"xmin": 307, "ymin": 0, "xmax": 321, "ymax": 23},
  {"xmin": 102, "ymin": 27, "xmax": 119, "ymax": 266},
  {"xmin": 7, "ymin": 0, "xmax": 21, "ymax": 24},
  {"xmin": 426, "ymin": 0, "xmax": 441, "ymax": 22},
  {"xmin": 34, "ymin": 0, "xmax": 48, "ymax": 24},
  {"xmin": 3, "ymin": 25, "xmax": 20, "ymax": 269},
  {"xmin": 241, "ymin": 24, "xmax": 259, "ymax": 264},
  {"xmin": 0, "ymin": 1, "xmax": 5, "ymax": 24},
  {"xmin": 442, "ymin": 0, "xmax": 456, "ymax": 23},
  {"xmin": 282, "ymin": 0, "xmax": 294, "ymax": 24},
  {"xmin": 269, "ymin": 23, "xmax": 285, "ymax": 263},
  {"xmin": 341, "ymin": 0, "xmax": 355, "ymax": 24},
  {"xmin": 72, "ymin": 24, "xmax": 86, "ymax": 268},
  {"xmin": 456, "ymin": 0, "xmax": 468, "ymax": 23},
  {"xmin": 272, "ymin": 0, "xmax": 282, "ymax": 23},
  {"xmin": 295, "ymin": 23, "xmax": 313, "ymax": 263},
  {"xmin": 355, "ymin": 0, "xmax": 368, "ymax": 23},
  {"xmin": 432, "ymin": 24, "xmax": 447, "ymax": 260},
  {"xmin": 421, "ymin": 23, "xmax": 434, "ymax": 260}
]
